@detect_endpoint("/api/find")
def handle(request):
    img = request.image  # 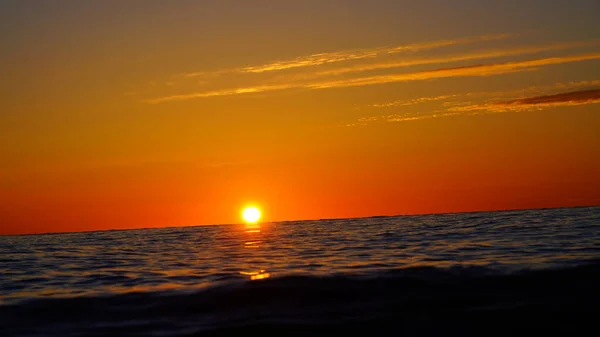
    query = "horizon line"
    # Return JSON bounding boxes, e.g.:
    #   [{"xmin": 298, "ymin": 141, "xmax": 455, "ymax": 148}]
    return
[{"xmin": 1, "ymin": 204, "xmax": 598, "ymax": 237}]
